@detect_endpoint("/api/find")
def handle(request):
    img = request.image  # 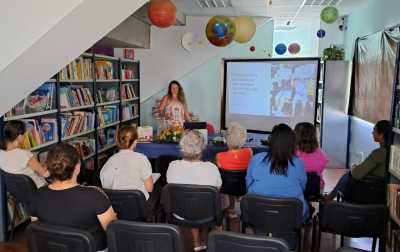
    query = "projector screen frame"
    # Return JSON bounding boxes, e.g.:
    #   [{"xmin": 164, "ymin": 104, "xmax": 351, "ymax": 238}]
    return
[{"xmin": 221, "ymin": 57, "xmax": 321, "ymax": 133}]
